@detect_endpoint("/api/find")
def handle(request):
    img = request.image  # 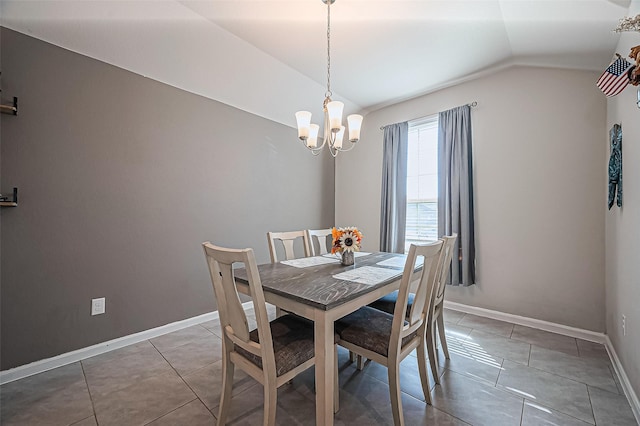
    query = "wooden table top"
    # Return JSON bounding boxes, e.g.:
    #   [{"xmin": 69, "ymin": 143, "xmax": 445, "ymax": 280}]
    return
[{"xmin": 233, "ymin": 252, "xmax": 408, "ymax": 311}]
